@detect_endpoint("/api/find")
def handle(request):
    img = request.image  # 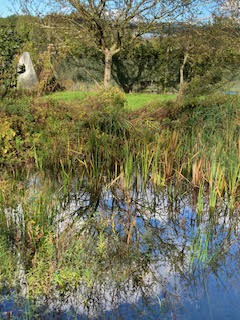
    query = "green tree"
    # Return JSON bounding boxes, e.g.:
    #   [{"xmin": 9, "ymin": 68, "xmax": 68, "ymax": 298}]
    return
[
  {"xmin": 112, "ymin": 41, "xmax": 161, "ymax": 92},
  {"xmin": 18, "ymin": 0, "xmax": 203, "ymax": 88}
]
